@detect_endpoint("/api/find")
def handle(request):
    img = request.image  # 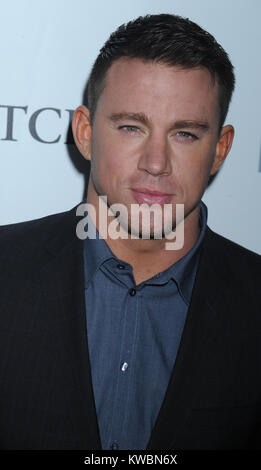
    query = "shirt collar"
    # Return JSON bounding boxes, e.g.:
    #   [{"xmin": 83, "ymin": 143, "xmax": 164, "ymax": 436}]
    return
[
  {"xmin": 83, "ymin": 214, "xmax": 115, "ymax": 288},
  {"xmin": 84, "ymin": 201, "xmax": 208, "ymax": 302},
  {"xmin": 165, "ymin": 200, "xmax": 208, "ymax": 304}
]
